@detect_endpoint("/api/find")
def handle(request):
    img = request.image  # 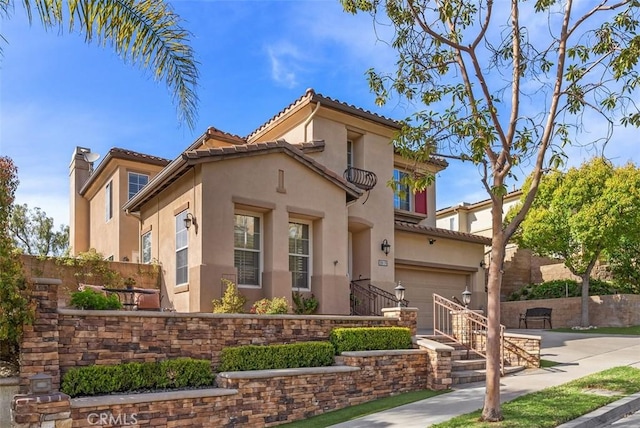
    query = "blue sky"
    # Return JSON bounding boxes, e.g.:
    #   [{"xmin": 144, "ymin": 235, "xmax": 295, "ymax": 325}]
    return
[{"xmin": 1, "ymin": 0, "xmax": 638, "ymax": 230}]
